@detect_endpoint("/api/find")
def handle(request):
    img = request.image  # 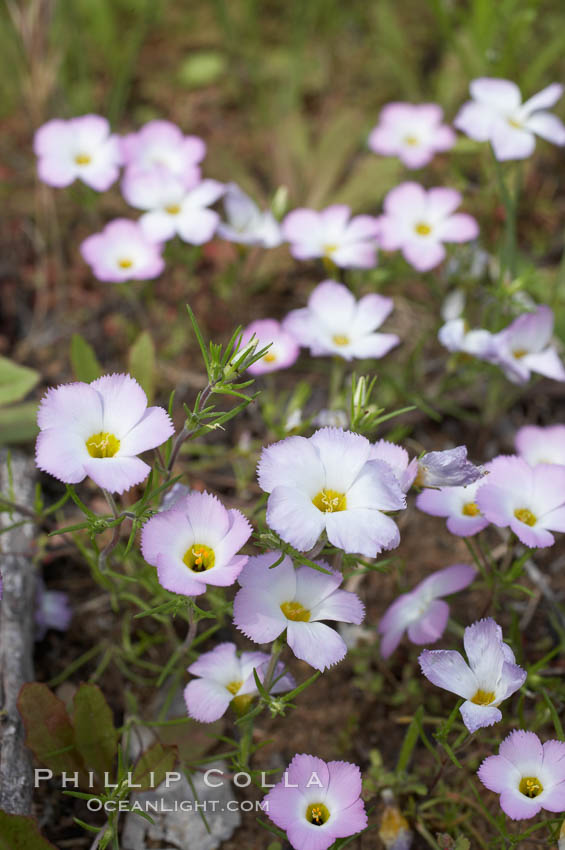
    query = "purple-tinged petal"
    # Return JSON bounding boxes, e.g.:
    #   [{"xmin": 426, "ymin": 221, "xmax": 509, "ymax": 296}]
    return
[
  {"xmin": 287, "ymin": 621, "xmax": 347, "ymax": 671},
  {"xmin": 419, "ymin": 649, "xmax": 477, "ymax": 698},
  {"xmin": 184, "ymin": 679, "xmax": 231, "ymax": 722}
]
